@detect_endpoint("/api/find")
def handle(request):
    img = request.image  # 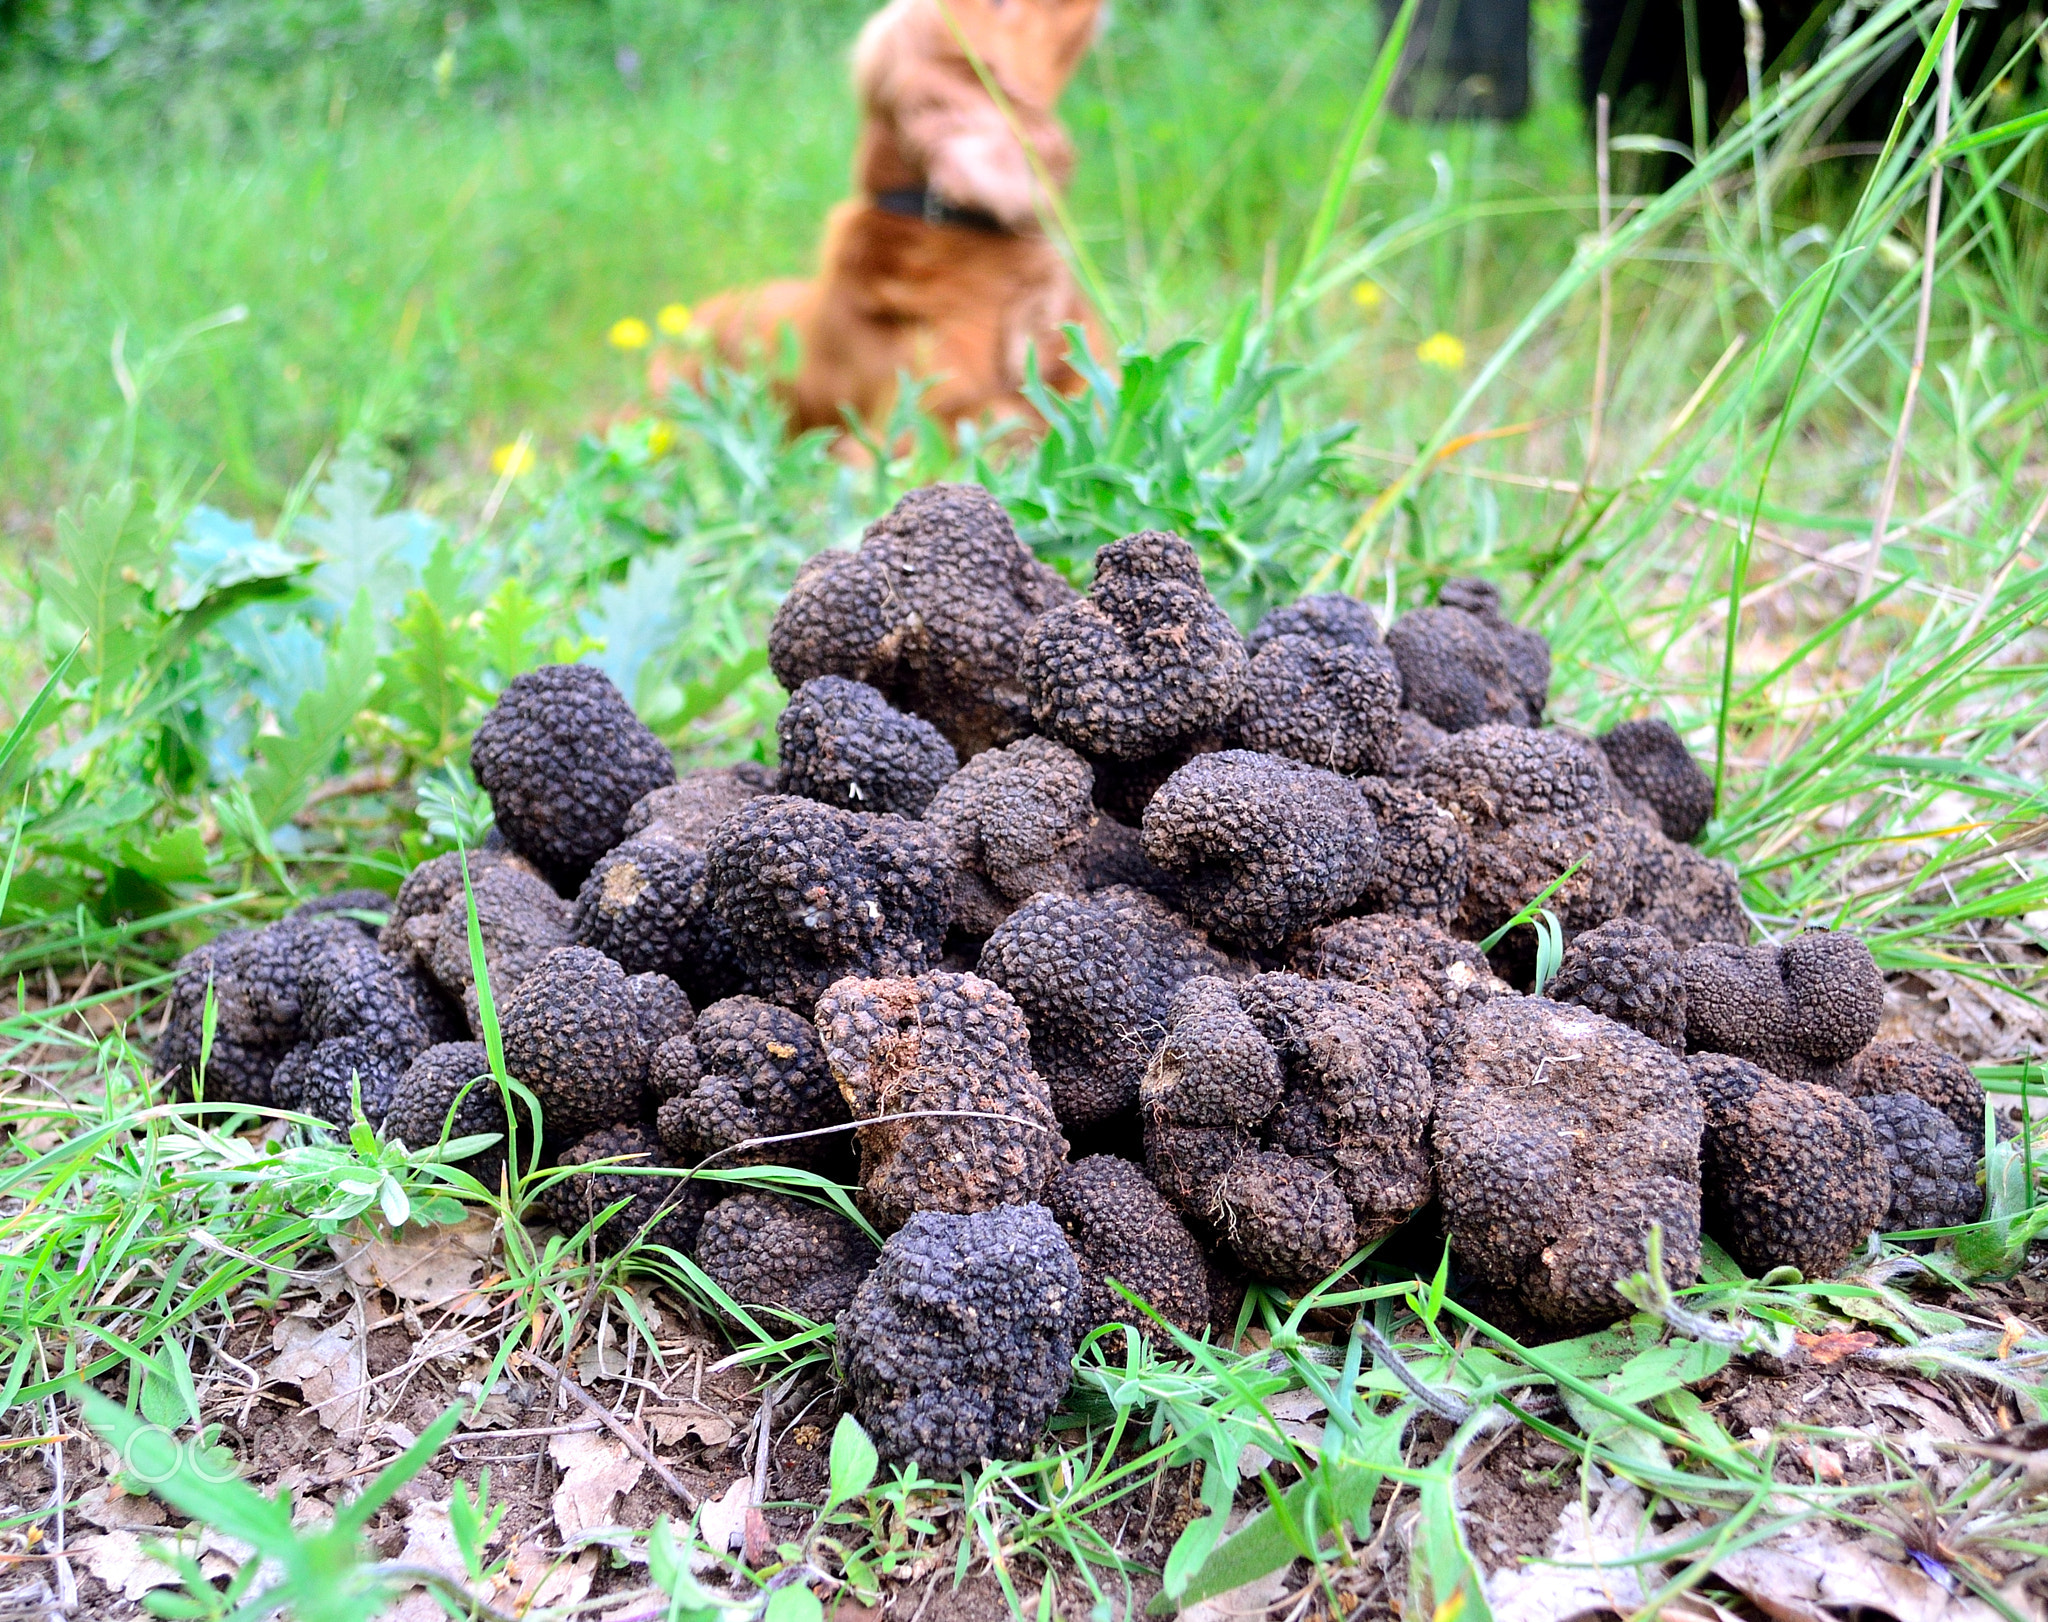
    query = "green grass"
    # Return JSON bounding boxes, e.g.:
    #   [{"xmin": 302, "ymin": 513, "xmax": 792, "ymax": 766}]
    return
[{"xmin": 0, "ymin": 0, "xmax": 2045, "ymax": 1616}]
